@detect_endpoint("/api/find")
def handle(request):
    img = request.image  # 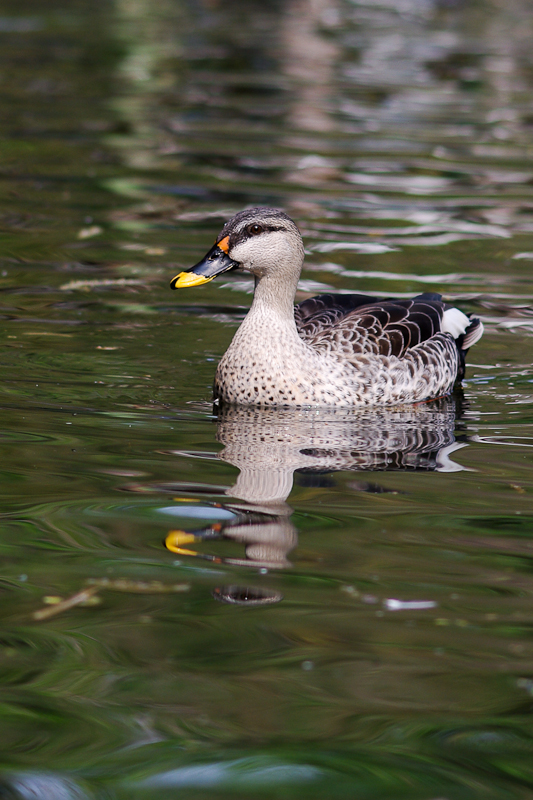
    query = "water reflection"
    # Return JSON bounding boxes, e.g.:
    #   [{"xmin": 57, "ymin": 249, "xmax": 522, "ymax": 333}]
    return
[
  {"xmin": 166, "ymin": 396, "xmax": 468, "ymax": 583},
  {"xmin": 2, "ymin": 1, "xmax": 533, "ymax": 795},
  {"xmin": 218, "ymin": 394, "xmax": 468, "ymax": 505},
  {"xmin": 104, "ymin": 0, "xmax": 533, "ymax": 260},
  {"xmin": 165, "ymin": 502, "xmax": 297, "ymax": 570}
]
